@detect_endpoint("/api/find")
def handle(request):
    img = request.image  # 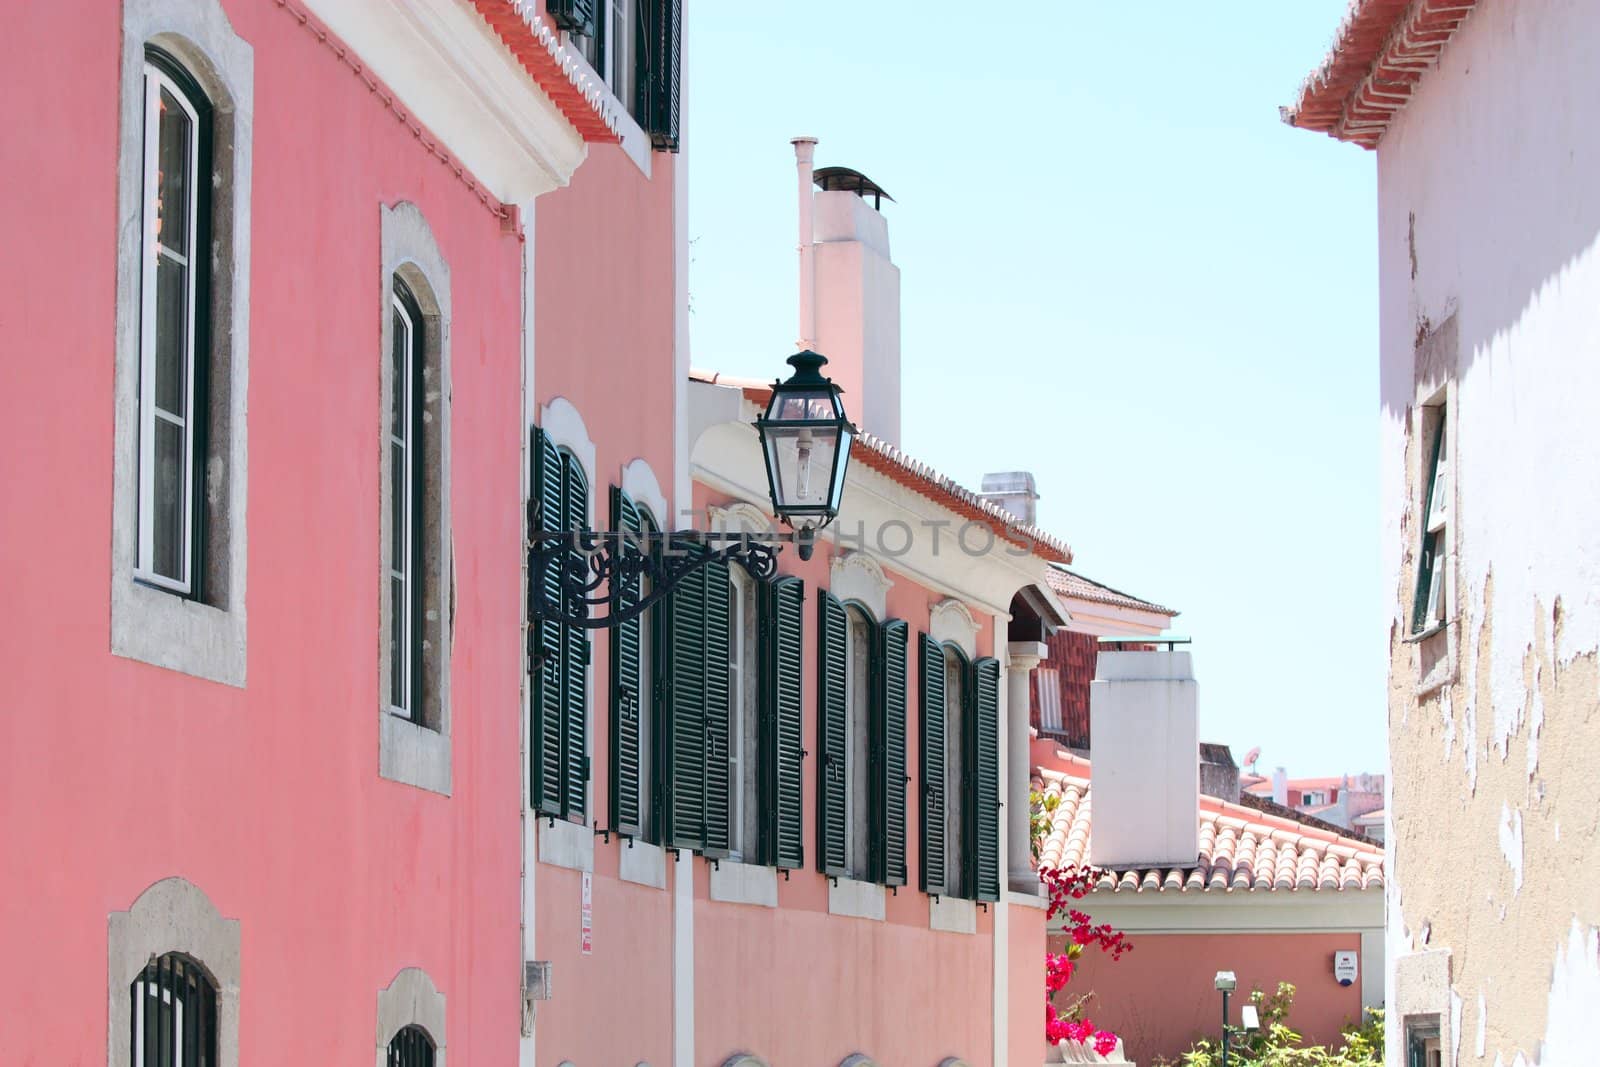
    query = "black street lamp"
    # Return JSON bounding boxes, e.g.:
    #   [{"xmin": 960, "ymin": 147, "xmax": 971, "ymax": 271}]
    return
[
  {"xmin": 527, "ymin": 349, "xmax": 856, "ymax": 628},
  {"xmin": 754, "ymin": 350, "xmax": 856, "ymax": 561}
]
